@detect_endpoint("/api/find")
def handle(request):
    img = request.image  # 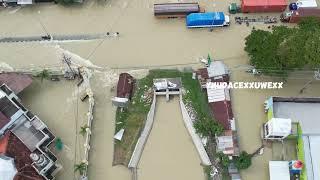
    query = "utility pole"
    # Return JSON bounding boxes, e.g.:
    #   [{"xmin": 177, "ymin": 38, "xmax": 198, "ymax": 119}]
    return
[
  {"xmin": 62, "ymin": 54, "xmax": 76, "ymax": 79},
  {"xmin": 34, "ymin": 12, "xmax": 51, "ymax": 40}
]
